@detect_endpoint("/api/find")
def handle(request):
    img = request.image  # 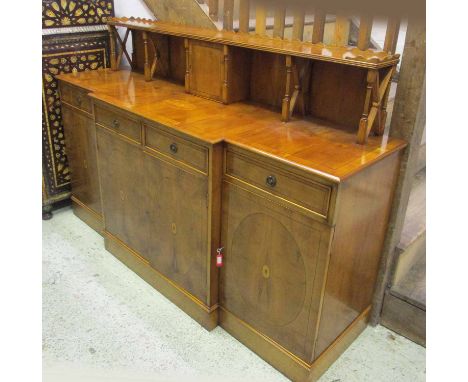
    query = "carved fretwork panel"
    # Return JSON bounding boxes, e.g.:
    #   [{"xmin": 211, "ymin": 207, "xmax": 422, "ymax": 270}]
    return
[{"xmin": 42, "ymin": 0, "xmax": 114, "ymax": 29}]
